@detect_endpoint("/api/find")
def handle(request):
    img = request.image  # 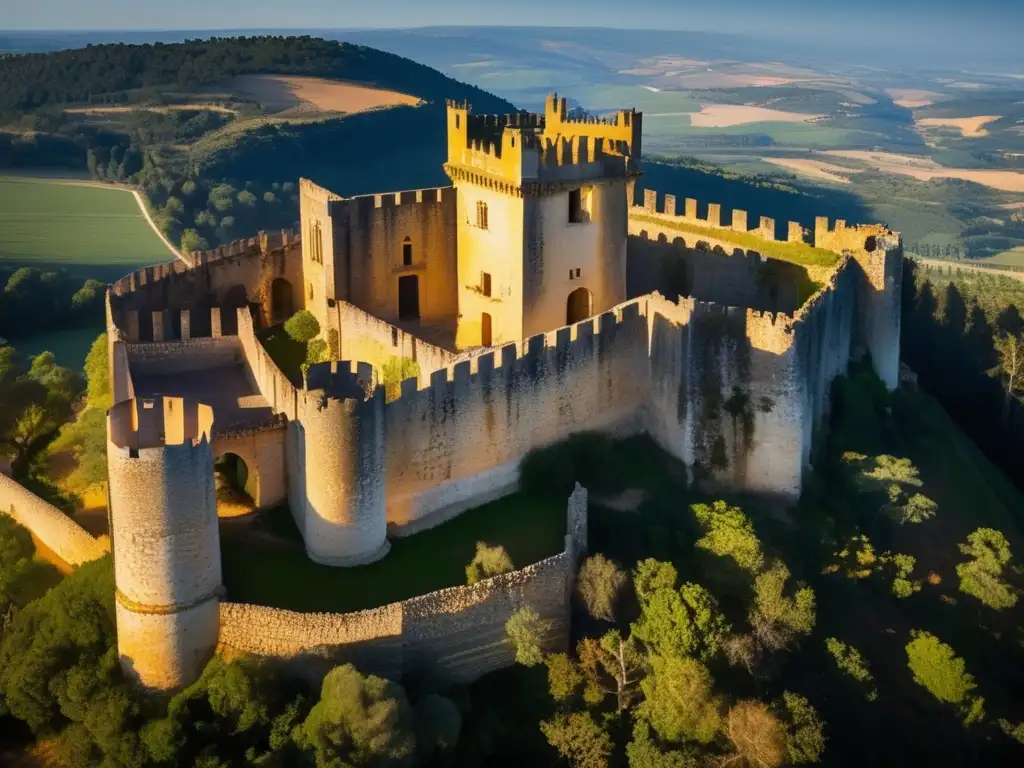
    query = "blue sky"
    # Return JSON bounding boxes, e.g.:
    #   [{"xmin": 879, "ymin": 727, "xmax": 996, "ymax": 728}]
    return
[{"xmin": 5, "ymin": 0, "xmax": 1018, "ymax": 33}]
